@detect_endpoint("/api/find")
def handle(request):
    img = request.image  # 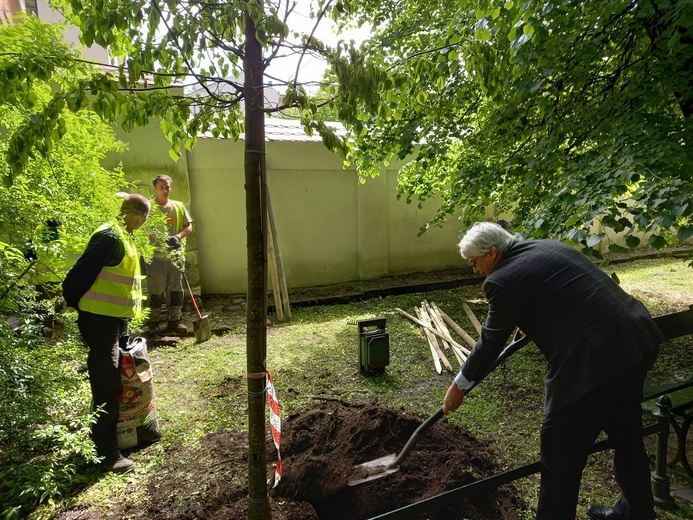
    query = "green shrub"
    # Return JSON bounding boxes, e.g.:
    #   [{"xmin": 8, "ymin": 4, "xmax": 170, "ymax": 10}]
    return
[{"xmin": 0, "ymin": 305, "xmax": 97, "ymax": 519}]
